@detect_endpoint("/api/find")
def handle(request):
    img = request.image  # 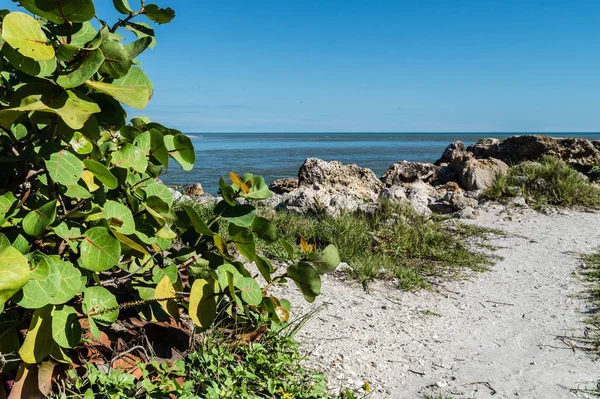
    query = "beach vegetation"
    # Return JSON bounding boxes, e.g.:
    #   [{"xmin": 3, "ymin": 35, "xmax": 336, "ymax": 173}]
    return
[
  {"xmin": 484, "ymin": 156, "xmax": 600, "ymax": 208},
  {"xmin": 0, "ymin": 1, "xmax": 339, "ymax": 396}
]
